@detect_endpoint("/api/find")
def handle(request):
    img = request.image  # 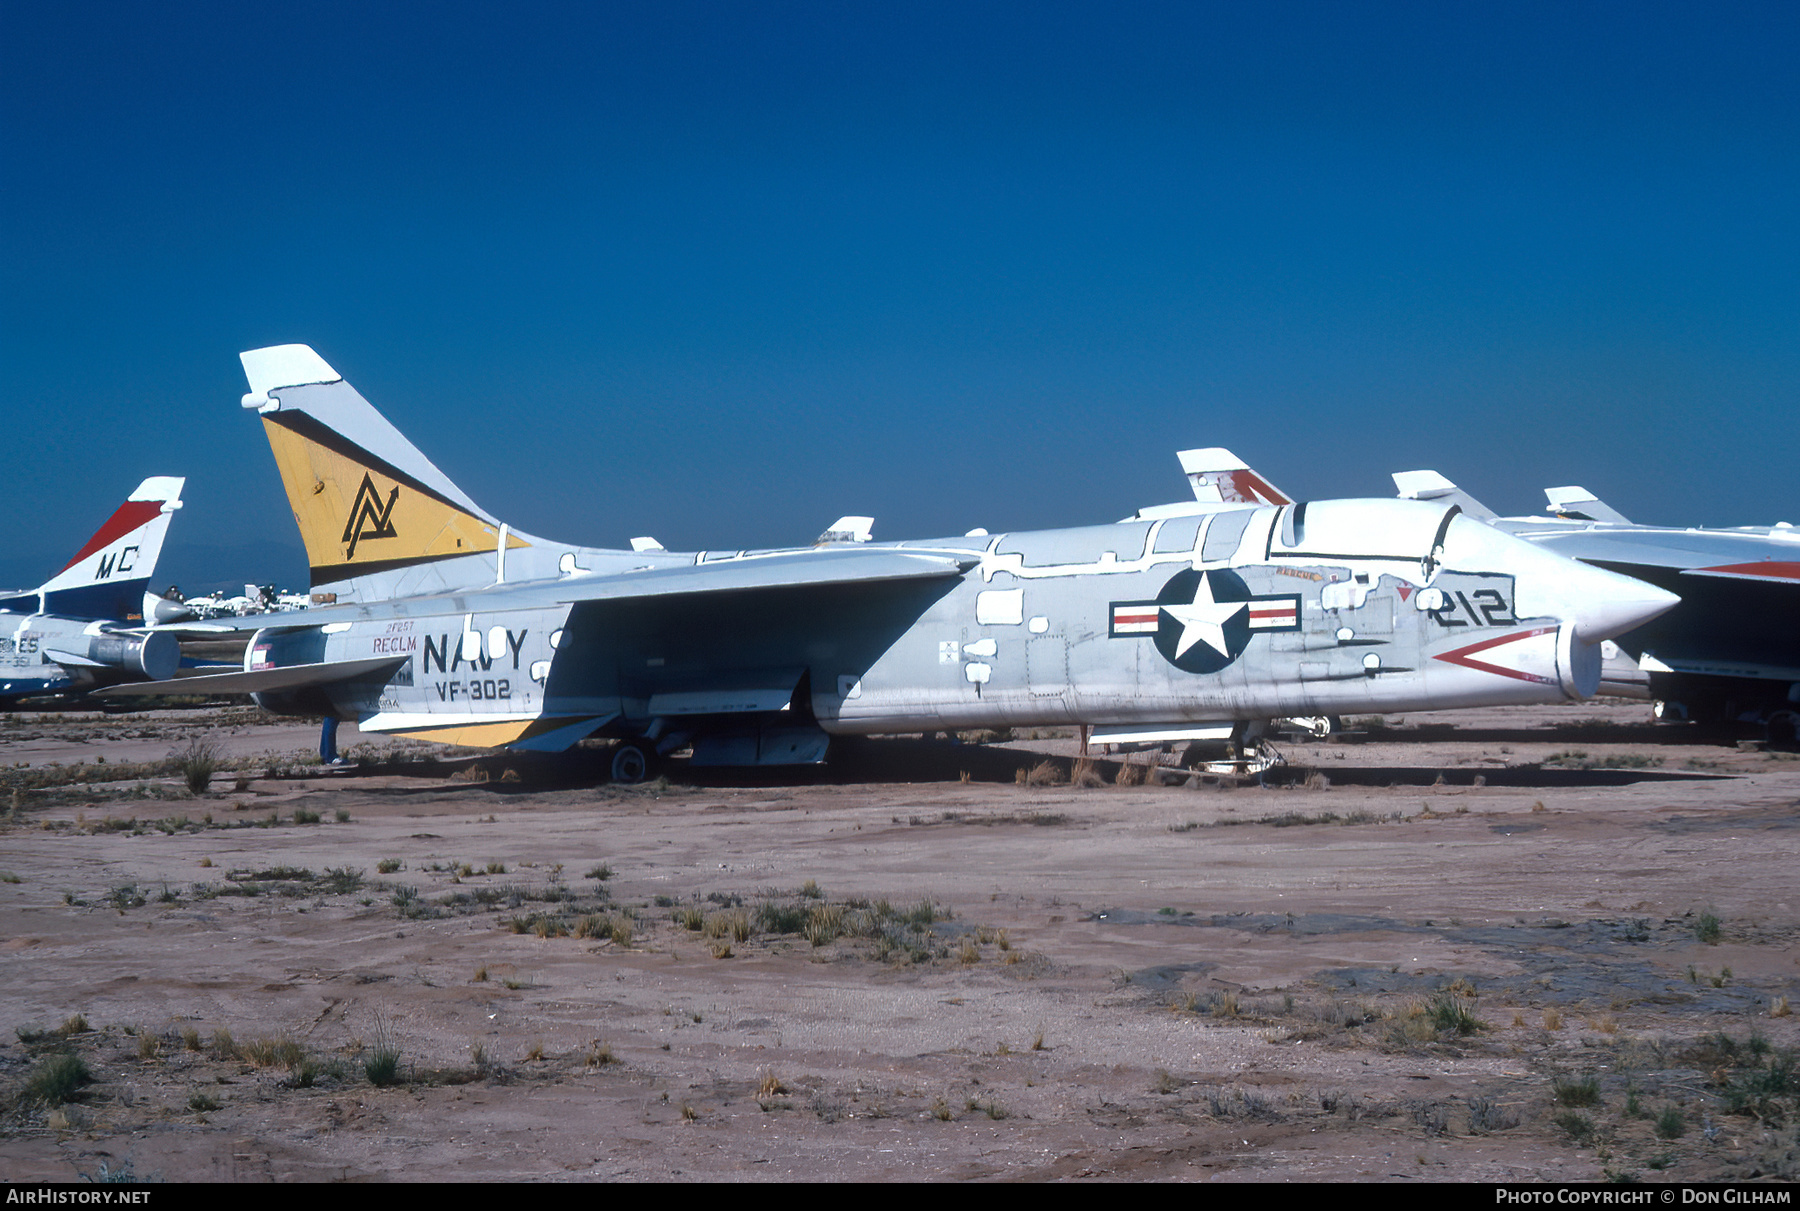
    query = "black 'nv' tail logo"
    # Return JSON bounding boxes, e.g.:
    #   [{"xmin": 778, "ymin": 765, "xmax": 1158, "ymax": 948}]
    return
[{"xmin": 343, "ymin": 473, "xmax": 400, "ymax": 558}]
